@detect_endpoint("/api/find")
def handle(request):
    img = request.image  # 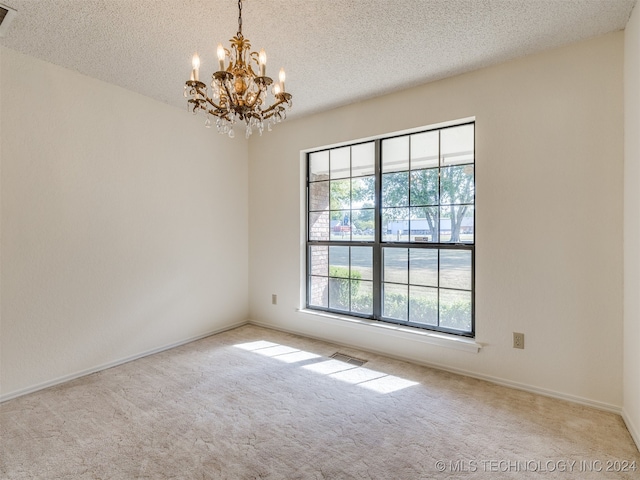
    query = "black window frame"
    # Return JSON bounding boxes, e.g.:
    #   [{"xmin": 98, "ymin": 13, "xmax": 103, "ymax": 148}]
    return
[{"xmin": 306, "ymin": 122, "xmax": 475, "ymax": 338}]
